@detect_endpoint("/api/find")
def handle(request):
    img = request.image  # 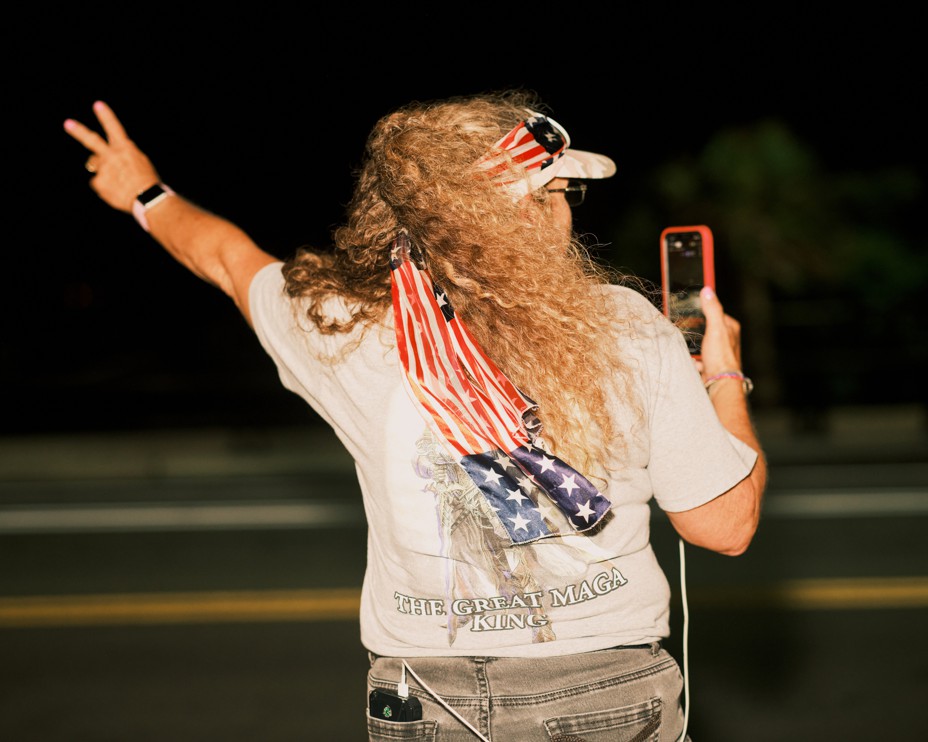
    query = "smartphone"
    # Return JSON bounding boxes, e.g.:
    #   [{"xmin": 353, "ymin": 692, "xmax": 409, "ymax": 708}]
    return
[
  {"xmin": 369, "ymin": 689, "xmax": 423, "ymax": 722},
  {"xmin": 660, "ymin": 225, "xmax": 715, "ymax": 357}
]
